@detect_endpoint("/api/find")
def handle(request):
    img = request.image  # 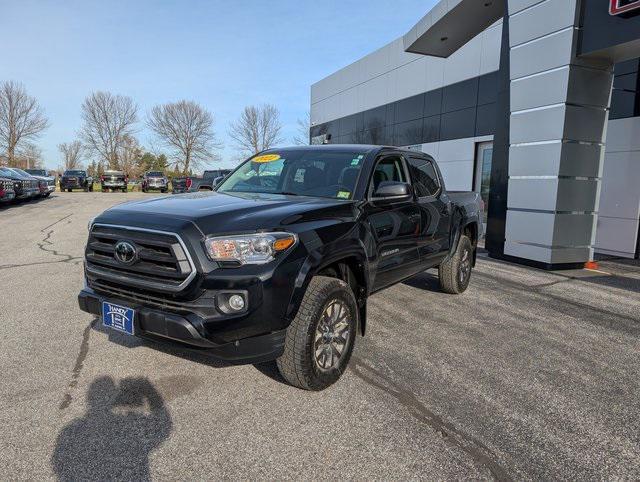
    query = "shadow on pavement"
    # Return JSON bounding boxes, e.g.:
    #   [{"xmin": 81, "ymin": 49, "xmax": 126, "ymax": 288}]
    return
[
  {"xmin": 52, "ymin": 376, "xmax": 172, "ymax": 481},
  {"xmin": 91, "ymin": 318, "xmax": 288, "ymax": 384},
  {"xmin": 401, "ymin": 270, "xmax": 442, "ymax": 292}
]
